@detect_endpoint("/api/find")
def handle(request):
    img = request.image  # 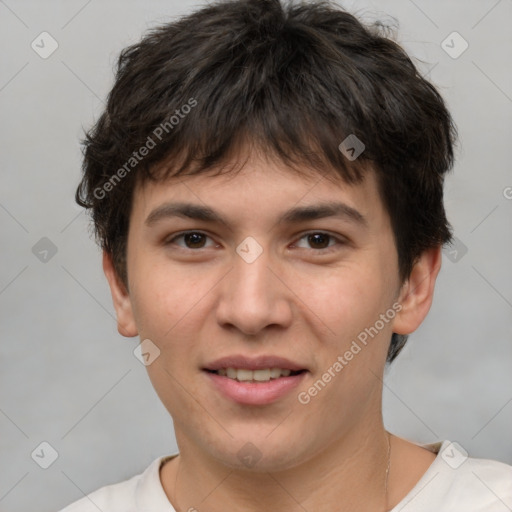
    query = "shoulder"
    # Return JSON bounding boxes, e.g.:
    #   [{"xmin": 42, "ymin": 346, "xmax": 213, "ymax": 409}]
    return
[
  {"xmin": 58, "ymin": 473, "xmax": 140, "ymax": 512},
  {"xmin": 57, "ymin": 456, "xmax": 172, "ymax": 512},
  {"xmin": 454, "ymin": 455, "xmax": 512, "ymax": 508},
  {"xmin": 394, "ymin": 441, "xmax": 512, "ymax": 512}
]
